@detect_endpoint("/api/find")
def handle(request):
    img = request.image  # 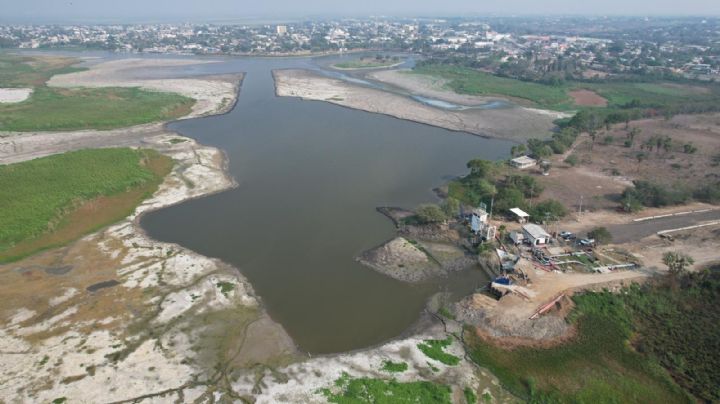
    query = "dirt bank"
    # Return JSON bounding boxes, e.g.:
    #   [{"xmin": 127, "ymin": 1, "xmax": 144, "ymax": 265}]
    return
[
  {"xmin": 274, "ymin": 68, "xmax": 561, "ymax": 143},
  {"xmin": 455, "ymin": 258, "xmax": 648, "ymax": 343}
]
